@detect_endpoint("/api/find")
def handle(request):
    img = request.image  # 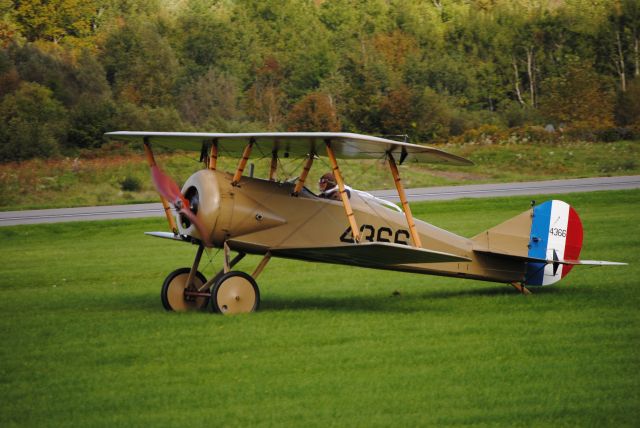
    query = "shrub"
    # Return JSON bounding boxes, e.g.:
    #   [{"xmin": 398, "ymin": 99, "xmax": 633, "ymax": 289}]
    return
[
  {"xmin": 120, "ymin": 176, "xmax": 141, "ymax": 192},
  {"xmin": 615, "ymin": 79, "xmax": 640, "ymax": 126},
  {"xmin": 457, "ymin": 124, "xmax": 506, "ymax": 144},
  {"xmin": 499, "ymin": 101, "xmax": 539, "ymax": 128},
  {"xmin": 596, "ymin": 127, "xmax": 636, "ymax": 142}
]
